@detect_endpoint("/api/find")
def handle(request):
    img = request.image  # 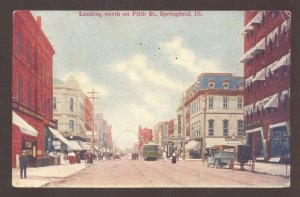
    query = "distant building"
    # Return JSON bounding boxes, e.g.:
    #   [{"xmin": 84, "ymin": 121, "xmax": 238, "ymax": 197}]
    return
[
  {"xmin": 138, "ymin": 126, "xmax": 153, "ymax": 148},
  {"xmin": 153, "ymin": 121, "xmax": 169, "ymax": 150},
  {"xmin": 183, "ymin": 73, "xmax": 244, "ymax": 158},
  {"xmin": 240, "ymin": 11, "xmax": 290, "ymax": 162},
  {"xmin": 12, "ymin": 11, "xmax": 55, "ymax": 167}
]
